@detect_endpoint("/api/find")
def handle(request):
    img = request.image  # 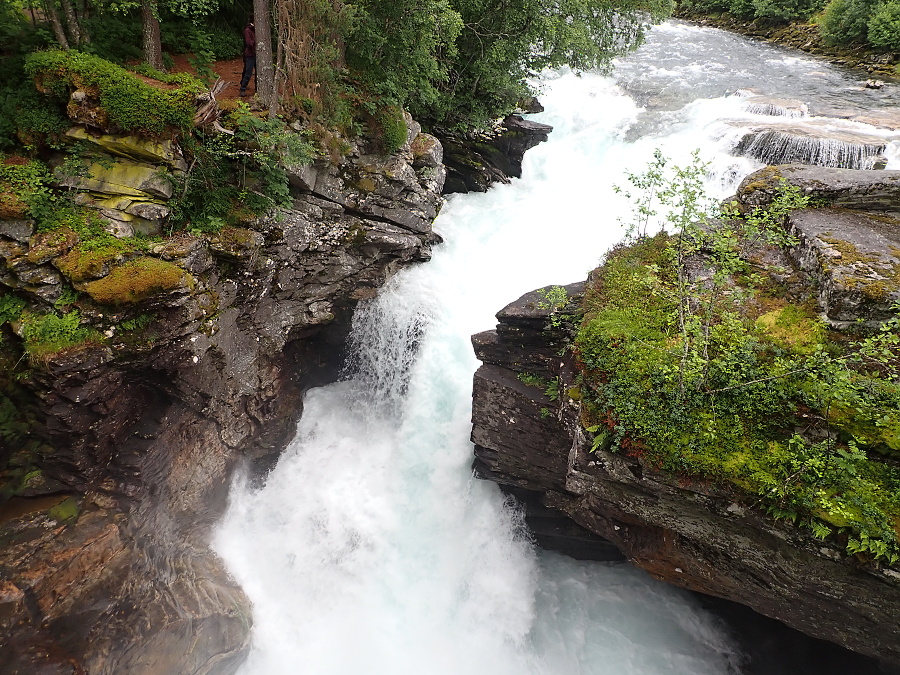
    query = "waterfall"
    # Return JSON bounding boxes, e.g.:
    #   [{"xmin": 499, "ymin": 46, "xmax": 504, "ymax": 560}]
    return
[
  {"xmin": 215, "ymin": 20, "xmax": 900, "ymax": 675},
  {"xmin": 735, "ymin": 126, "xmax": 887, "ymax": 169}
]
